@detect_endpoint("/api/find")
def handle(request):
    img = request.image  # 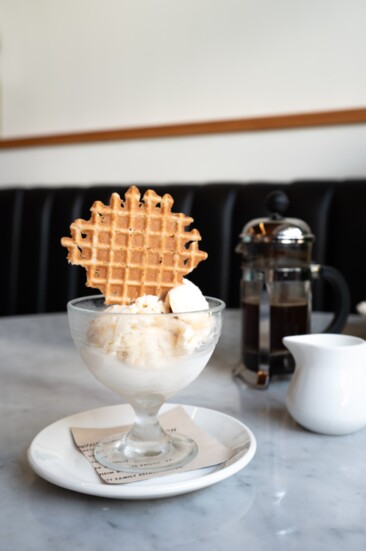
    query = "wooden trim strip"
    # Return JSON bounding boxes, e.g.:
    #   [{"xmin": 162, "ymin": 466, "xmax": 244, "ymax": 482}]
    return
[{"xmin": 1, "ymin": 107, "xmax": 366, "ymax": 149}]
